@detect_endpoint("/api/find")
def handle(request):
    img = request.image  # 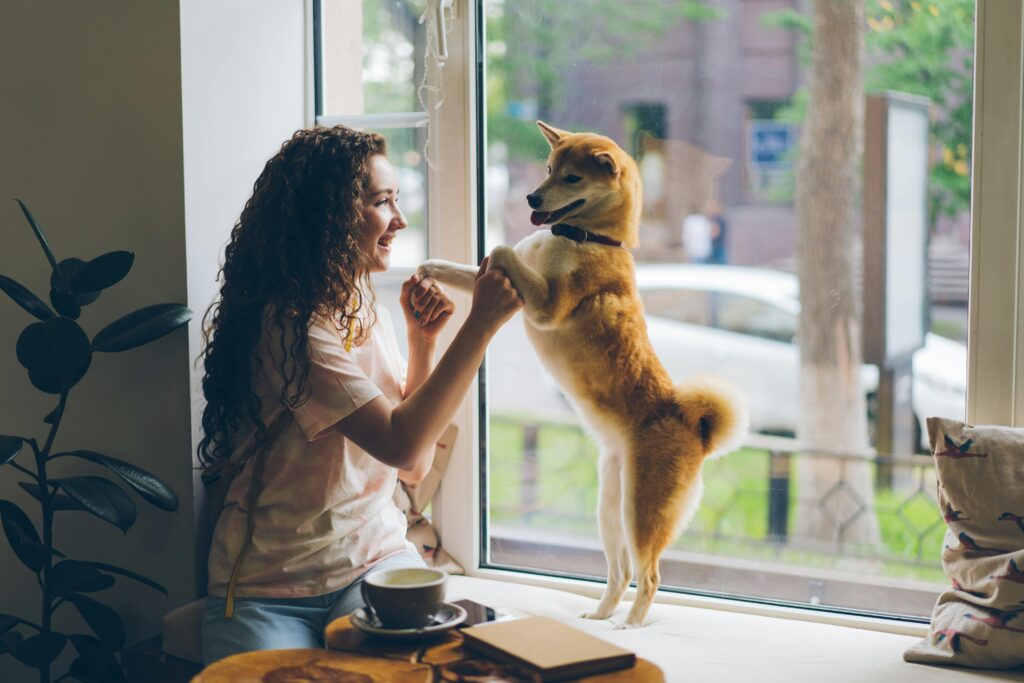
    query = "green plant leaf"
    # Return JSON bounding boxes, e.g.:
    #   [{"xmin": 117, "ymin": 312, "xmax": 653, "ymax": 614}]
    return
[
  {"xmin": 53, "ymin": 451, "xmax": 178, "ymax": 512},
  {"xmin": 66, "ymin": 595, "xmax": 125, "ymax": 651},
  {"xmin": 53, "ymin": 477, "xmax": 137, "ymax": 532},
  {"xmin": 69, "ymin": 634, "xmax": 126, "ymax": 683},
  {"xmin": 1, "ymin": 436, "xmax": 23, "ymax": 465},
  {"xmin": 72, "ymin": 251, "xmax": 134, "ymax": 293},
  {"xmin": 11, "ymin": 631, "xmax": 67, "ymax": 668},
  {"xmin": 21, "ymin": 539, "xmax": 66, "ymax": 561},
  {"xmin": 50, "ymin": 289, "xmax": 81, "ymax": 319},
  {"xmin": 92, "ymin": 303, "xmax": 192, "ymax": 353},
  {"xmin": 68, "ymin": 656, "xmax": 92, "ymax": 681},
  {"xmin": 78, "ymin": 561, "xmax": 166, "ymax": 596},
  {"xmin": 44, "ymin": 404, "xmax": 61, "ymax": 424},
  {"xmin": 0, "ymin": 274, "xmax": 55, "ymax": 321},
  {"xmin": 0, "ymin": 614, "xmax": 18, "ymax": 636},
  {"xmin": 19, "ymin": 482, "xmax": 82, "ymax": 512},
  {"xmin": 15, "ymin": 200, "xmax": 62, "ymax": 288},
  {"xmin": 51, "ymin": 560, "xmax": 115, "ymax": 596},
  {"xmin": 51, "ymin": 258, "xmax": 101, "ymax": 307},
  {"xmin": 16, "ymin": 316, "xmax": 92, "ymax": 393},
  {"xmin": 0, "ymin": 499, "xmax": 43, "ymax": 572},
  {"xmin": 0, "ymin": 631, "xmax": 24, "ymax": 655}
]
